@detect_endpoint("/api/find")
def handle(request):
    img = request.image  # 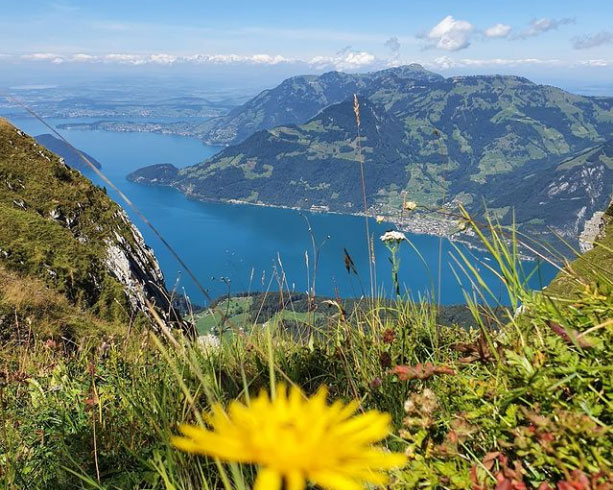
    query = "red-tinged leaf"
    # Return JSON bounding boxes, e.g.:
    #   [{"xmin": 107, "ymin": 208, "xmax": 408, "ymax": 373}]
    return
[
  {"xmin": 84, "ymin": 394, "xmax": 98, "ymax": 410},
  {"xmin": 537, "ymin": 483, "xmax": 554, "ymax": 490},
  {"xmin": 557, "ymin": 483, "xmax": 576, "ymax": 490},
  {"xmin": 382, "ymin": 328, "xmax": 396, "ymax": 344},
  {"xmin": 495, "ymin": 477, "xmax": 513, "ymax": 490},
  {"xmin": 539, "ymin": 432, "xmax": 555, "ymax": 443},
  {"xmin": 548, "ymin": 322, "xmax": 595, "ymax": 349},
  {"xmin": 389, "ymin": 362, "xmax": 455, "ymax": 380},
  {"xmin": 453, "ymin": 331, "xmax": 503, "ymax": 363},
  {"xmin": 483, "ymin": 451, "xmax": 501, "ymax": 463},
  {"xmin": 566, "ymin": 470, "xmax": 591, "ymax": 490},
  {"xmin": 470, "ymin": 465, "xmax": 489, "ymax": 490},
  {"xmin": 379, "ymin": 352, "xmax": 392, "ymax": 369},
  {"xmin": 483, "ymin": 451, "xmax": 501, "ymax": 470}
]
